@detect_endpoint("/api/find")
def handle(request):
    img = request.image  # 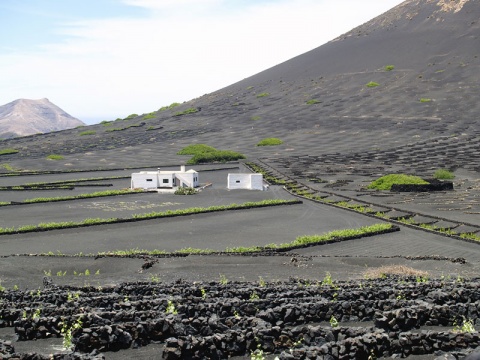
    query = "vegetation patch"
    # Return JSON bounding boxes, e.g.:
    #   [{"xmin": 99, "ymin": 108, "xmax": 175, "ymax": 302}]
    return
[
  {"xmin": 174, "ymin": 187, "xmax": 197, "ymax": 195},
  {"xmin": 0, "ymin": 148, "xmax": 19, "ymax": 156},
  {"xmin": 256, "ymin": 138, "xmax": 283, "ymax": 146},
  {"xmin": 143, "ymin": 113, "xmax": 156, "ymax": 120},
  {"xmin": 177, "ymin": 144, "xmax": 217, "ymax": 156},
  {"xmin": 251, "ymin": 116, "xmax": 261, "ymax": 121},
  {"xmin": 159, "ymin": 102, "xmax": 180, "ymax": 111},
  {"xmin": 363, "ymin": 265, "xmax": 428, "ymax": 279},
  {"xmin": 84, "ymin": 223, "xmax": 394, "ymax": 257},
  {"xmin": 384, "ymin": 65, "xmax": 395, "ymax": 71},
  {"xmin": 174, "ymin": 108, "xmax": 198, "ymax": 116},
  {"xmin": 420, "ymin": 98, "xmax": 432, "ymax": 103},
  {"xmin": 21, "ymin": 189, "xmax": 143, "ymax": 204},
  {"xmin": 366, "ymin": 81, "xmax": 380, "ymax": 88},
  {"xmin": 0, "ymin": 199, "xmax": 301, "ymax": 235},
  {"xmin": 256, "ymin": 92, "xmax": 269, "ymax": 98},
  {"xmin": 306, "ymin": 99, "xmax": 321, "ymax": 105},
  {"xmin": 434, "ymin": 168, "xmax": 455, "ymax": 180},
  {"xmin": 46, "ymin": 154, "xmax": 64, "ymax": 160},
  {"xmin": 124, "ymin": 114, "xmax": 138, "ymax": 120},
  {"xmin": 187, "ymin": 150, "xmax": 245, "ymax": 165},
  {"xmin": 79, "ymin": 130, "xmax": 96, "ymax": 136},
  {"xmin": 367, "ymin": 174, "xmax": 429, "ymax": 191},
  {"xmin": 178, "ymin": 144, "xmax": 245, "ymax": 164}
]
